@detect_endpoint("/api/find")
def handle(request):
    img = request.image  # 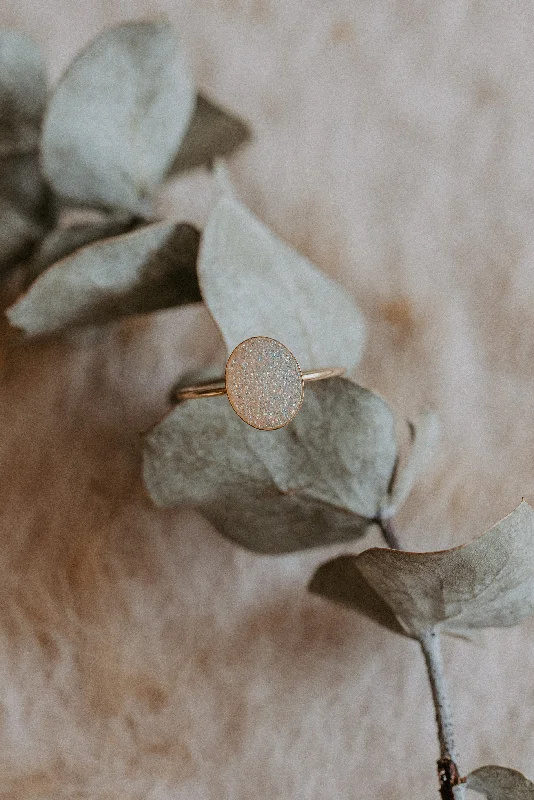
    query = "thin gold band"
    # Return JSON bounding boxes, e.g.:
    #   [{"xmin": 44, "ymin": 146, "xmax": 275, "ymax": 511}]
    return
[{"xmin": 175, "ymin": 366, "xmax": 345, "ymax": 402}]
